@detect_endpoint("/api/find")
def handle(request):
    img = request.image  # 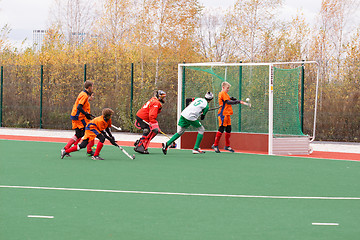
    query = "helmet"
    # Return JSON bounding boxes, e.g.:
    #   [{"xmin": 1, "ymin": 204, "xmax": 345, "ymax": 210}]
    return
[
  {"xmin": 156, "ymin": 90, "xmax": 166, "ymax": 103},
  {"xmin": 205, "ymin": 91, "xmax": 213, "ymax": 100}
]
